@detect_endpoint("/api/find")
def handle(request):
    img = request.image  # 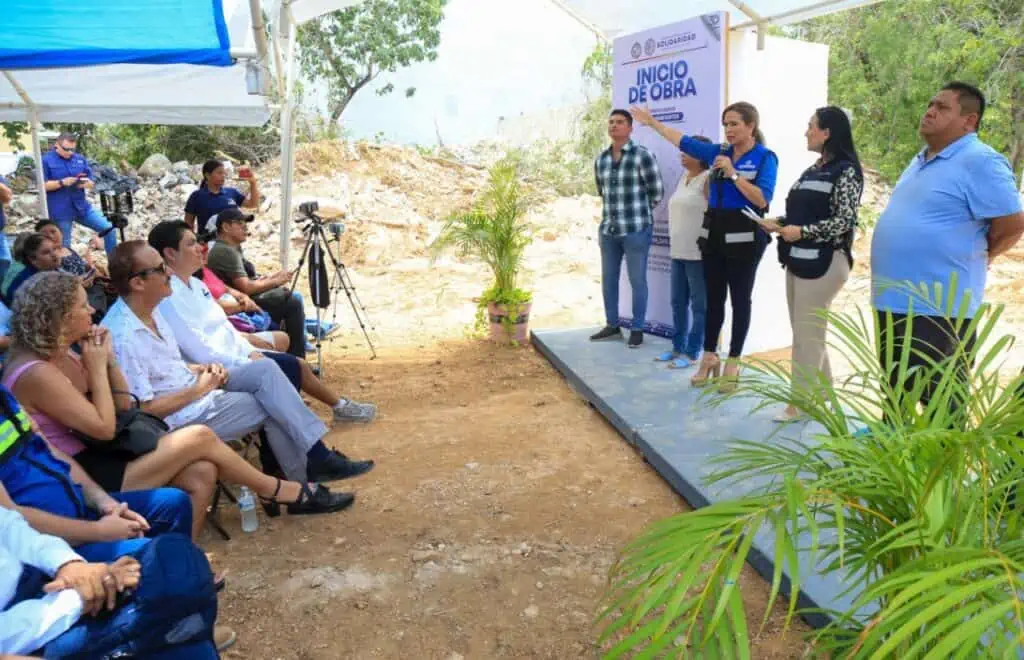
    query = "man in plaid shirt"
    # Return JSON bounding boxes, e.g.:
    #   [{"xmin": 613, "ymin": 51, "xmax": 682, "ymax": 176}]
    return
[{"xmin": 591, "ymin": 109, "xmax": 664, "ymax": 348}]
